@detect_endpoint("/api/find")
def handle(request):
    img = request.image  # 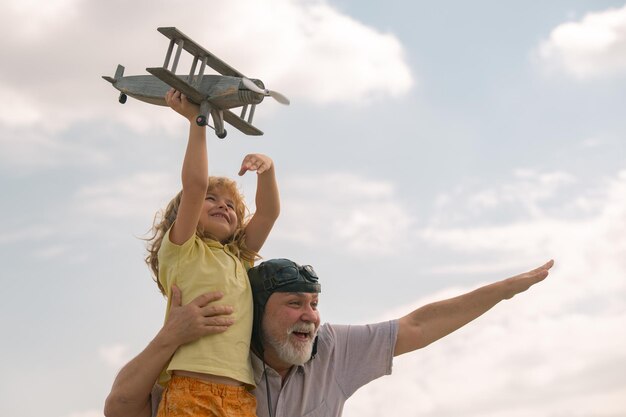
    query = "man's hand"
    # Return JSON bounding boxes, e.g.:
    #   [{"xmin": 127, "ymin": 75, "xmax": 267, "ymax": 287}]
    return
[
  {"xmin": 502, "ymin": 259, "xmax": 553, "ymax": 300},
  {"xmin": 104, "ymin": 286, "xmax": 233, "ymax": 417},
  {"xmin": 238, "ymin": 154, "xmax": 274, "ymax": 176},
  {"xmin": 161, "ymin": 285, "xmax": 235, "ymax": 347}
]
